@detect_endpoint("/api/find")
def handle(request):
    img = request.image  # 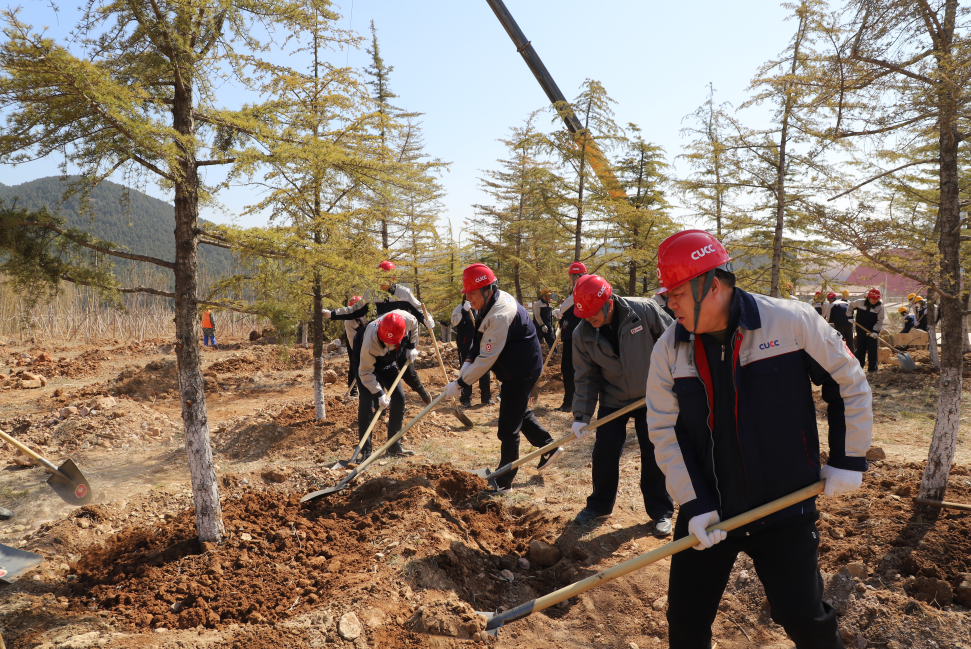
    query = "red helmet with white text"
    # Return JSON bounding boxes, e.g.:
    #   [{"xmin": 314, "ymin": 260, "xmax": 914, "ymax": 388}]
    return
[
  {"xmin": 655, "ymin": 230, "xmax": 732, "ymax": 295},
  {"xmin": 573, "ymin": 275, "xmax": 612, "ymax": 317},
  {"xmin": 461, "ymin": 263, "xmax": 497, "ymax": 295},
  {"xmin": 867, "ymin": 288, "xmax": 881, "ymax": 301},
  {"xmin": 376, "ymin": 312, "xmax": 407, "ymax": 345},
  {"xmin": 349, "ymin": 295, "xmax": 363, "ymax": 306},
  {"xmin": 827, "ymin": 292, "xmax": 837, "ymax": 301},
  {"xmin": 568, "ymin": 261, "xmax": 587, "ymax": 276}
]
